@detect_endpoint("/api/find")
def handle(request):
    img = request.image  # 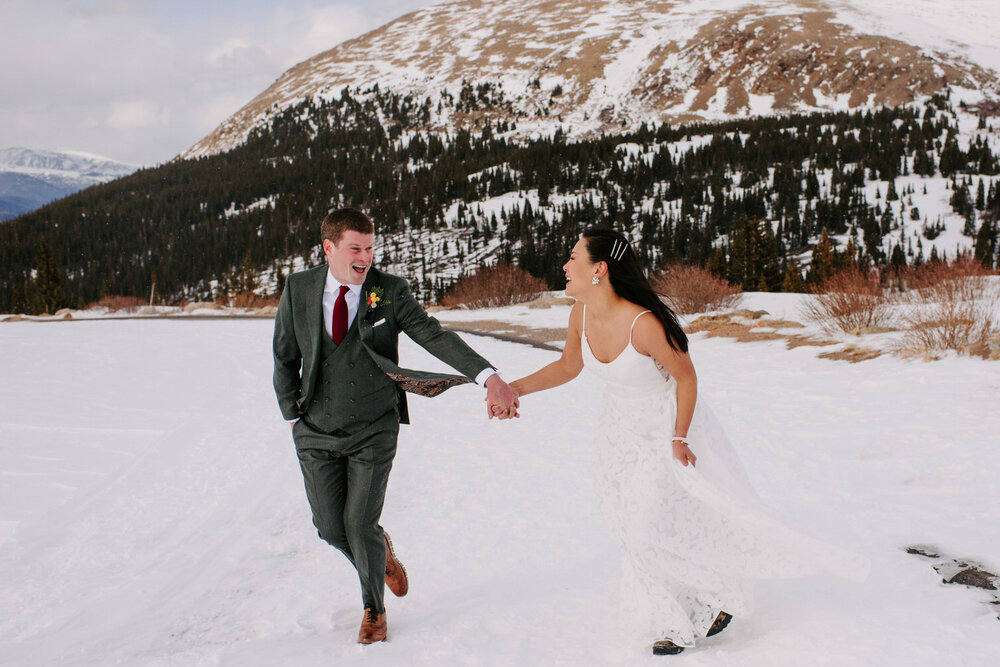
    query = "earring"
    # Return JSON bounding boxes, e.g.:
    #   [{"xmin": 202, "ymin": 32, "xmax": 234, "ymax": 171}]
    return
[{"xmin": 592, "ymin": 276, "xmax": 600, "ymax": 285}]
